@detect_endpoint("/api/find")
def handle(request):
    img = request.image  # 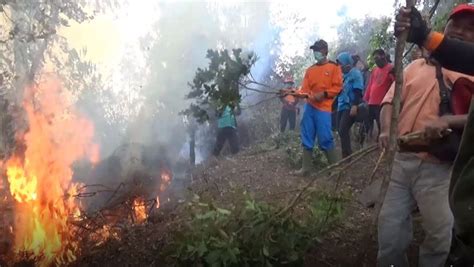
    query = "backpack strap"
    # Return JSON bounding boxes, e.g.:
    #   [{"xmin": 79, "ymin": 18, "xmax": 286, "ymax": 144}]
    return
[{"xmin": 435, "ymin": 63, "xmax": 453, "ymax": 116}]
